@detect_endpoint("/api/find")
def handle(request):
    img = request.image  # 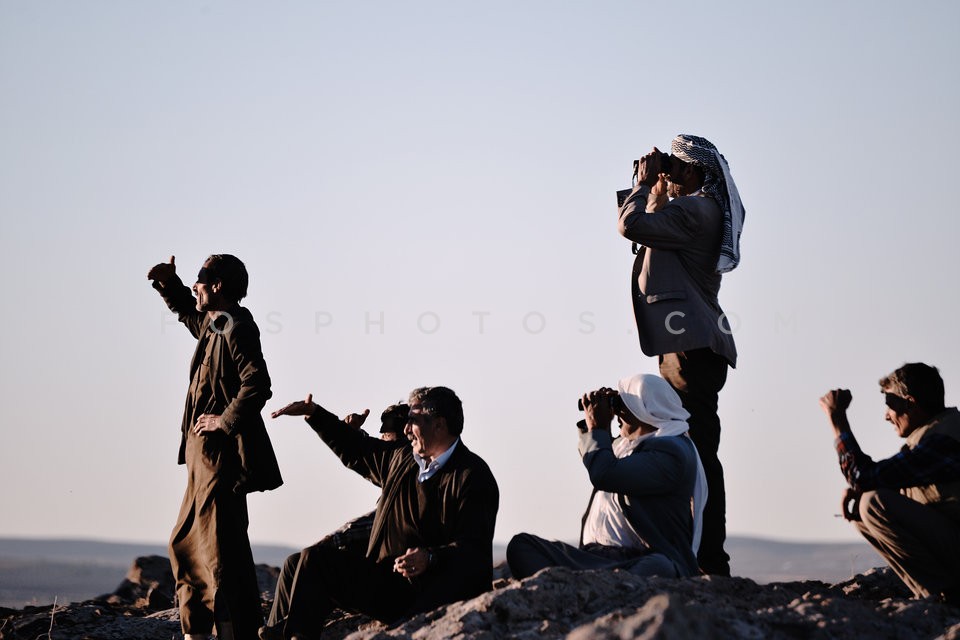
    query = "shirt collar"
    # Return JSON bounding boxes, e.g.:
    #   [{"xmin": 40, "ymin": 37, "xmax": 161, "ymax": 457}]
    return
[{"xmin": 412, "ymin": 438, "xmax": 459, "ymax": 480}]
